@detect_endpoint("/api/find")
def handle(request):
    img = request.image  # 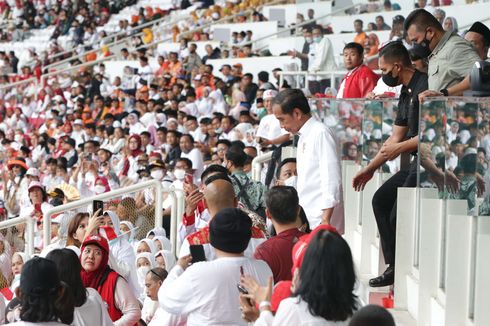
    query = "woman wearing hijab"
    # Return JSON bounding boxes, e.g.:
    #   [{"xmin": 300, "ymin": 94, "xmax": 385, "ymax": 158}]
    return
[
  {"xmin": 120, "ymin": 134, "xmax": 144, "ymax": 181},
  {"xmin": 10, "ymin": 252, "xmax": 30, "ymax": 294},
  {"xmin": 147, "ymin": 227, "xmax": 172, "ymax": 252},
  {"xmin": 135, "ymin": 238, "xmax": 158, "ymax": 256},
  {"xmin": 46, "ymin": 249, "xmax": 114, "ymax": 326},
  {"xmin": 94, "ymin": 176, "xmax": 111, "ymax": 195},
  {"xmin": 443, "ymin": 17, "xmax": 459, "ymax": 33},
  {"xmin": 80, "ymin": 235, "xmax": 141, "ymax": 324},
  {"xmin": 155, "ymin": 250, "xmax": 176, "ymax": 271},
  {"xmin": 120, "ymin": 221, "xmax": 137, "ymax": 246},
  {"xmin": 101, "ymin": 211, "xmax": 140, "ymax": 296}
]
